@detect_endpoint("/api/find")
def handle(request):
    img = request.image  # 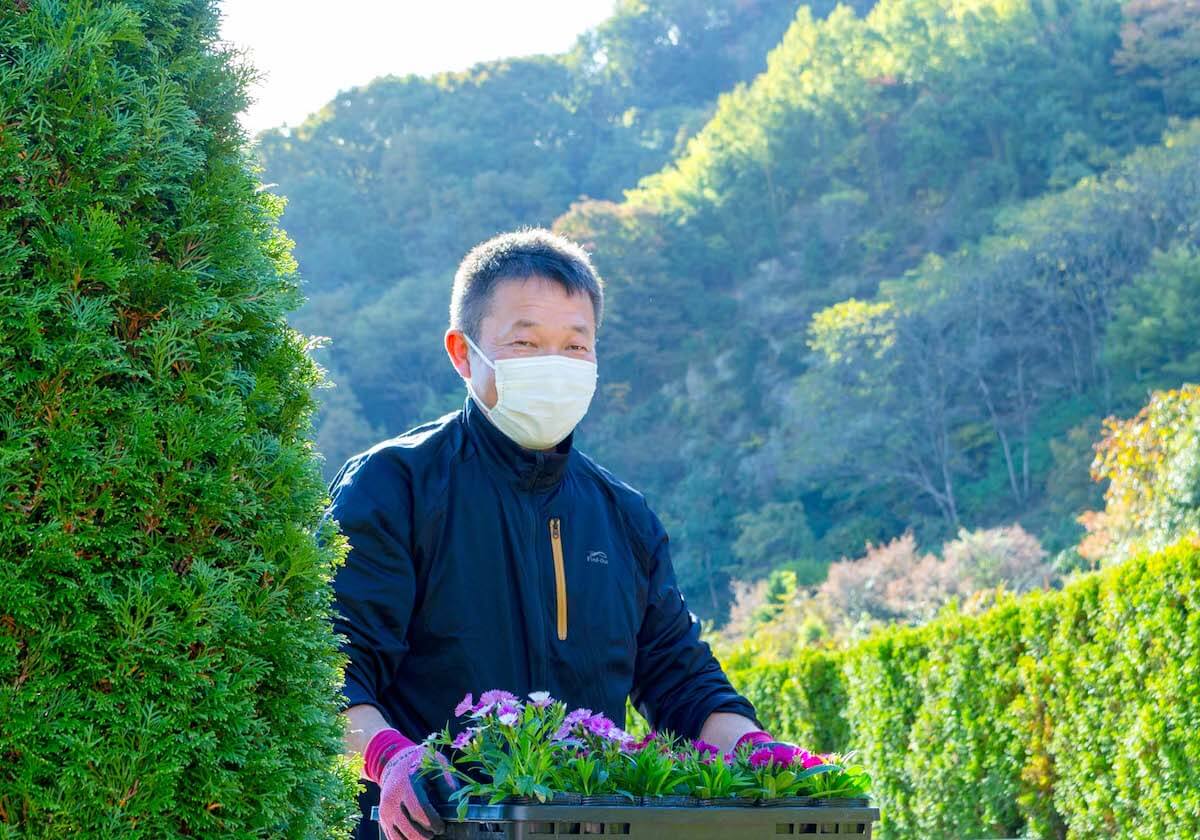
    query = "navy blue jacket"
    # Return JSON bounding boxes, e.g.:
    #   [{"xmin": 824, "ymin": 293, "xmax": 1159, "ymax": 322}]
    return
[{"xmin": 324, "ymin": 395, "xmax": 758, "ymax": 834}]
